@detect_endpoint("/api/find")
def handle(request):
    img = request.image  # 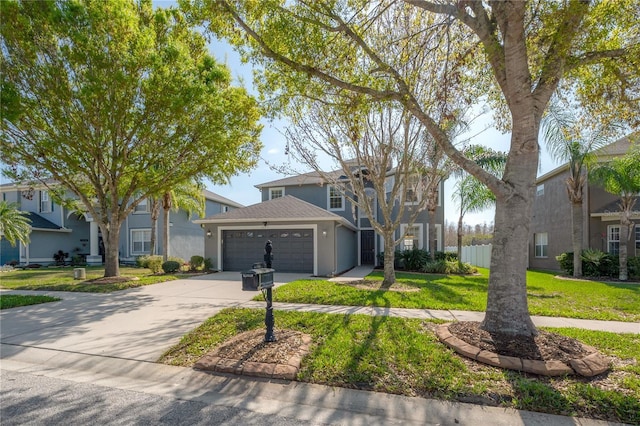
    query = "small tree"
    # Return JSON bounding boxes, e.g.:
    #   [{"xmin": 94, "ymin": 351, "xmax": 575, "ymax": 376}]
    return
[
  {"xmin": 284, "ymin": 97, "xmax": 443, "ymax": 287},
  {"xmin": 541, "ymin": 101, "xmax": 612, "ymax": 277},
  {"xmin": 590, "ymin": 144, "xmax": 640, "ymax": 281},
  {"xmin": 0, "ymin": 200, "xmax": 31, "ymax": 247}
]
